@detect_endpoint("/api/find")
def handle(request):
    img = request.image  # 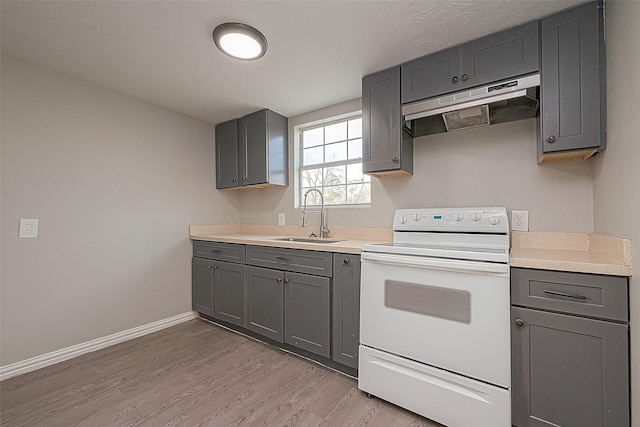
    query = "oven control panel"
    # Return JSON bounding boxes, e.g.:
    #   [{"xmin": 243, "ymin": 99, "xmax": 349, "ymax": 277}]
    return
[{"xmin": 393, "ymin": 207, "xmax": 509, "ymax": 234}]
